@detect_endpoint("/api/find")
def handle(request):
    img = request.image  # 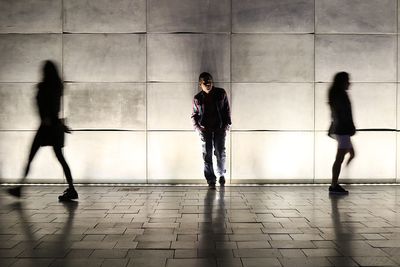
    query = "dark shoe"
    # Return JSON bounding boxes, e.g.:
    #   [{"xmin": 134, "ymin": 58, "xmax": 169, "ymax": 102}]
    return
[
  {"xmin": 58, "ymin": 188, "xmax": 78, "ymax": 201},
  {"xmin": 208, "ymin": 183, "xmax": 216, "ymax": 190},
  {"xmin": 329, "ymin": 184, "xmax": 348, "ymax": 195},
  {"xmin": 7, "ymin": 186, "xmax": 22, "ymax": 198},
  {"xmin": 219, "ymin": 176, "xmax": 225, "ymax": 187}
]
